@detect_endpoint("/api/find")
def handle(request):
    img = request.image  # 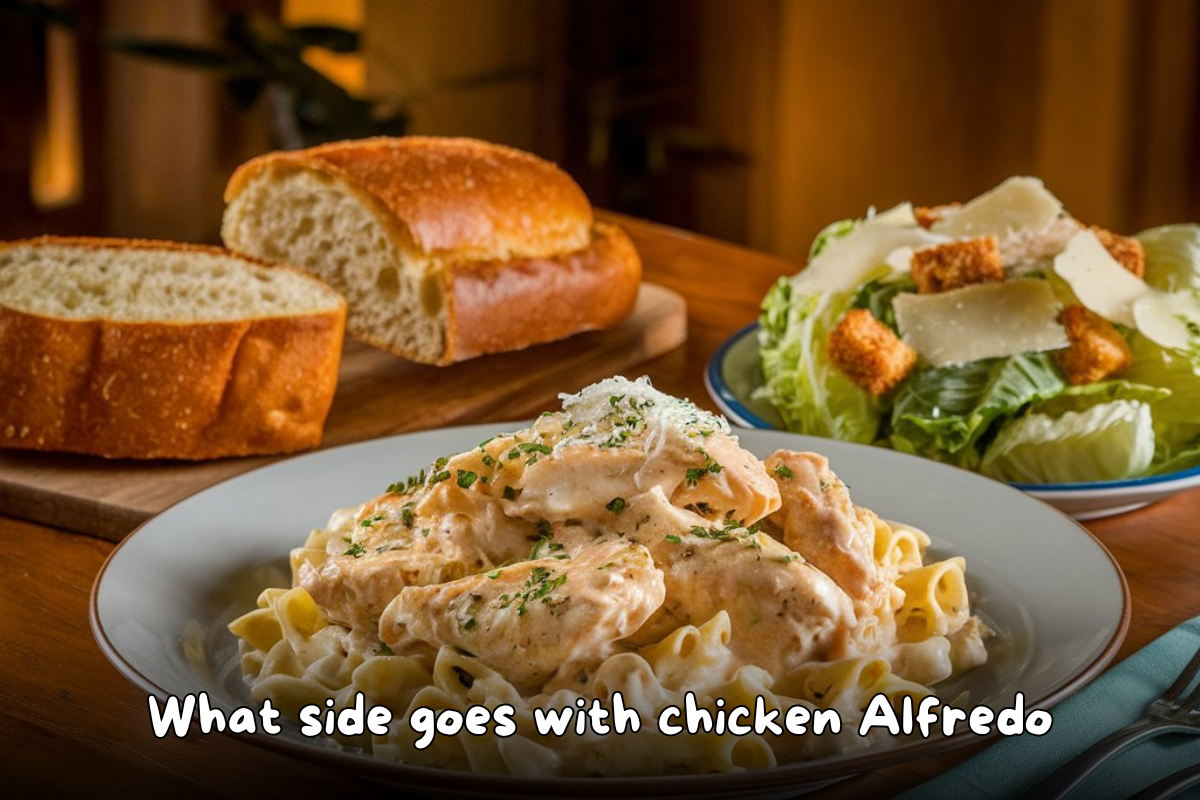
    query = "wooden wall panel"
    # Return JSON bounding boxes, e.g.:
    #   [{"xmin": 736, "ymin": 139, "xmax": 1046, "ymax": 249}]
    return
[
  {"xmin": 102, "ymin": 0, "xmax": 220, "ymax": 242},
  {"xmin": 1130, "ymin": 0, "xmax": 1200, "ymax": 228},
  {"xmin": 767, "ymin": 0, "xmax": 1046, "ymax": 260},
  {"xmin": 363, "ymin": 0, "xmax": 558, "ymax": 157},
  {"xmin": 1033, "ymin": 0, "xmax": 1139, "ymax": 229},
  {"xmin": 691, "ymin": 0, "xmax": 1200, "ymax": 263}
]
